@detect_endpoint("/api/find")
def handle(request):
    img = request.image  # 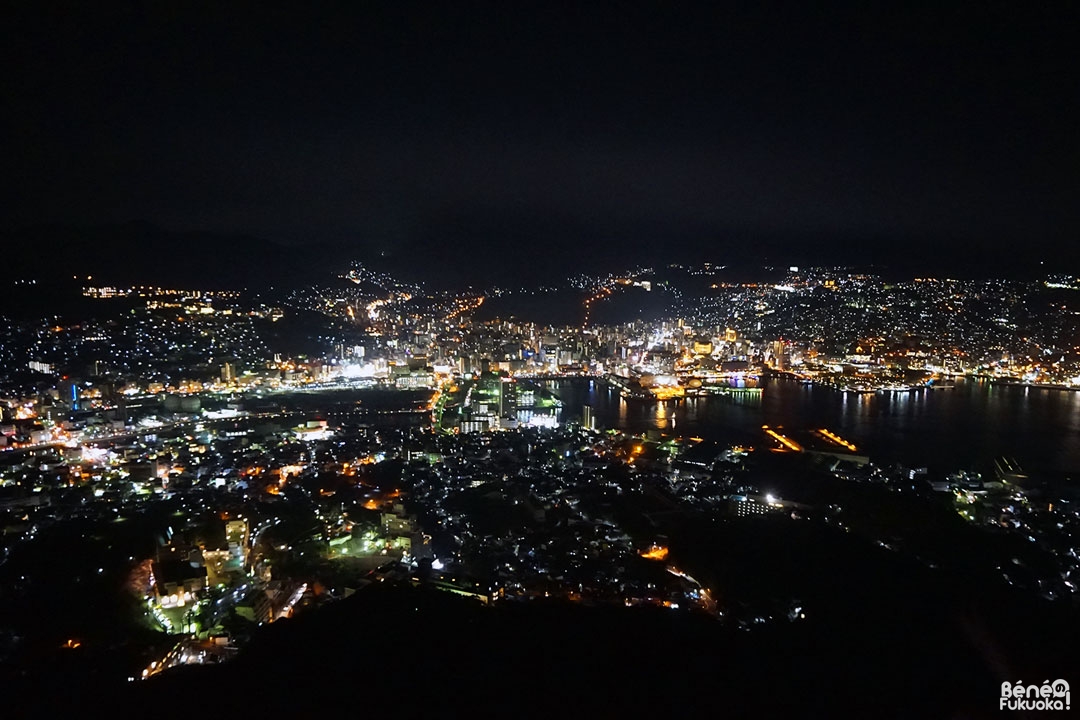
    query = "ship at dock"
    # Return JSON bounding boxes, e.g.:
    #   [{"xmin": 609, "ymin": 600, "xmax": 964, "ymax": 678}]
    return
[
  {"xmin": 877, "ymin": 383, "xmax": 918, "ymax": 393},
  {"xmin": 602, "ymin": 372, "xmax": 762, "ymax": 400}
]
